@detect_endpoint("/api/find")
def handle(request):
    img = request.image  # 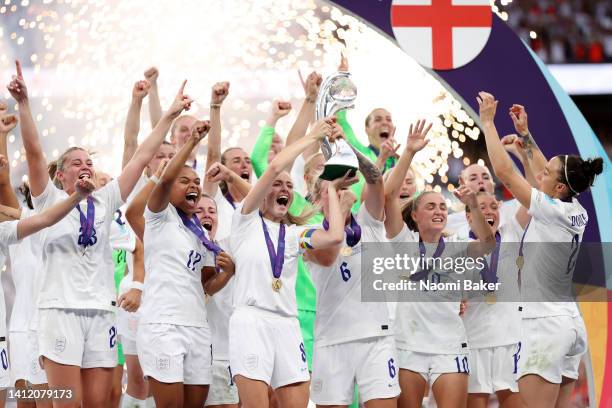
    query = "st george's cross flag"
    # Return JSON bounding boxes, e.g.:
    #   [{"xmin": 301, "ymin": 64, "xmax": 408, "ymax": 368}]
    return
[{"xmin": 390, "ymin": 0, "xmax": 492, "ymax": 70}]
